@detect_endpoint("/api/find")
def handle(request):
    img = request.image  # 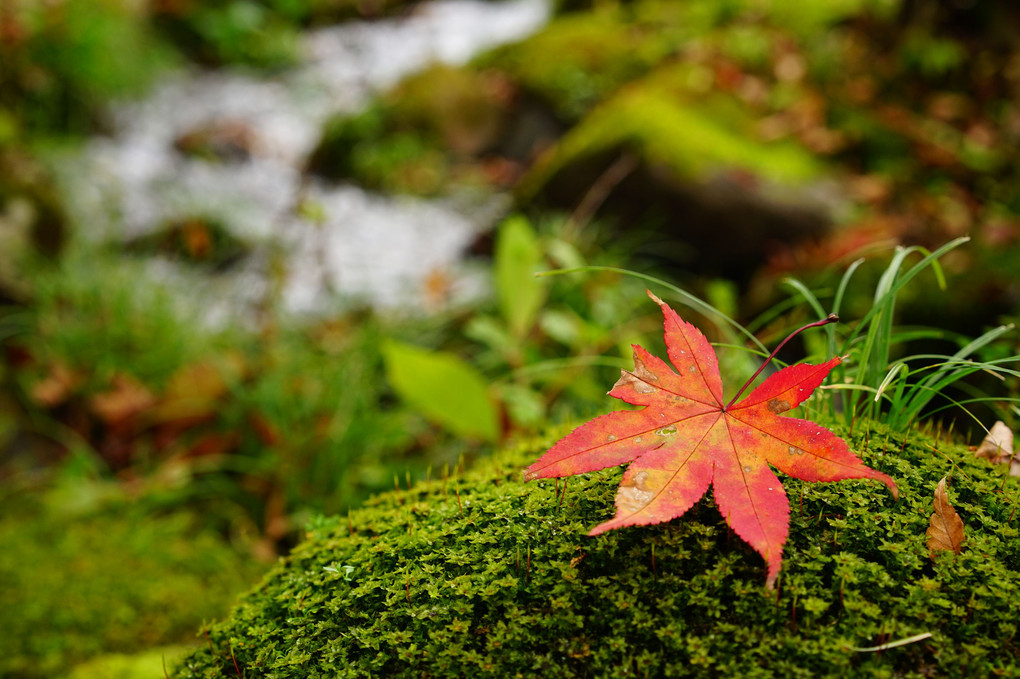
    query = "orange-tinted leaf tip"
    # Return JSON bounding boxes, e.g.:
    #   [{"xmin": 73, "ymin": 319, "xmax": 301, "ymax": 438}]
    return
[{"xmin": 869, "ymin": 470, "xmax": 899, "ymax": 501}]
